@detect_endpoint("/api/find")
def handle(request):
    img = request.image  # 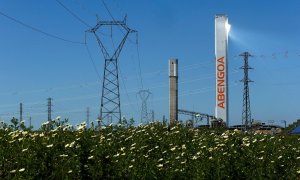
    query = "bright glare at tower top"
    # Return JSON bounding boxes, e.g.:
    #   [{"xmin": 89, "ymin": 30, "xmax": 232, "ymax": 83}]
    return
[{"xmin": 226, "ymin": 22, "xmax": 231, "ymax": 35}]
